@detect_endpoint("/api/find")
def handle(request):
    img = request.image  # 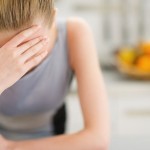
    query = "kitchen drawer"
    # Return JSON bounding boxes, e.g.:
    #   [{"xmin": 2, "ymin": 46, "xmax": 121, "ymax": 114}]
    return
[{"xmin": 114, "ymin": 97, "xmax": 150, "ymax": 136}]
